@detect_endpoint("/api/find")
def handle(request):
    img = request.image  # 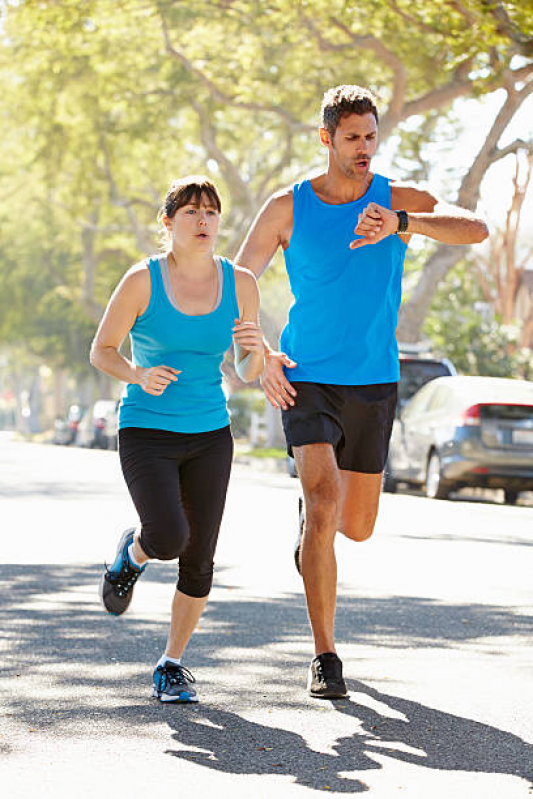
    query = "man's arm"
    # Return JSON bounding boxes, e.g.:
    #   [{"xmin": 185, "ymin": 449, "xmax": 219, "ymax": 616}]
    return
[
  {"xmin": 232, "ymin": 267, "xmax": 264, "ymax": 383},
  {"xmin": 235, "ymin": 190, "xmax": 292, "ymax": 277},
  {"xmin": 235, "ymin": 190, "xmax": 298, "ymax": 409},
  {"xmin": 350, "ymin": 185, "xmax": 489, "ymax": 248}
]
